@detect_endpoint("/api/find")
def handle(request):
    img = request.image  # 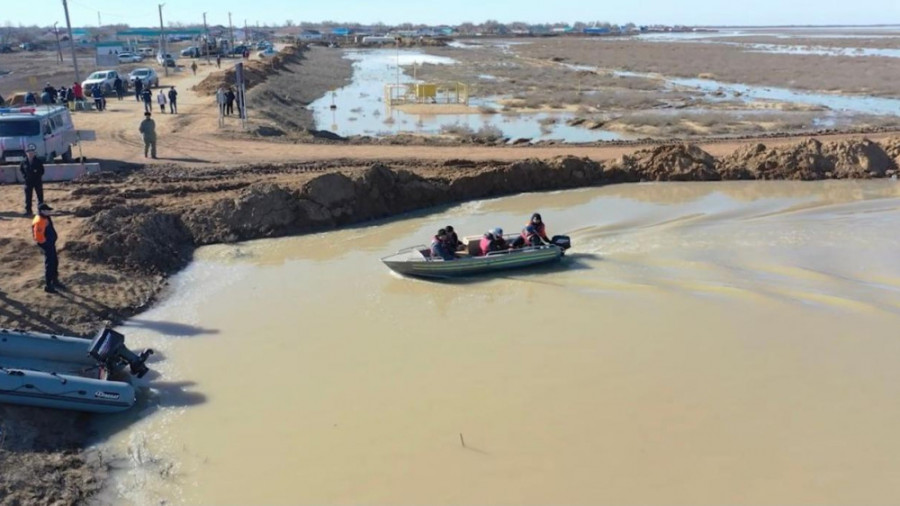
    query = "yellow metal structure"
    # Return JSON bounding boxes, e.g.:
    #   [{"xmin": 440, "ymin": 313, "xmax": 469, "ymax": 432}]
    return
[
  {"xmin": 415, "ymin": 84, "xmax": 437, "ymax": 99},
  {"xmin": 386, "ymin": 82, "xmax": 469, "ymax": 108}
]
